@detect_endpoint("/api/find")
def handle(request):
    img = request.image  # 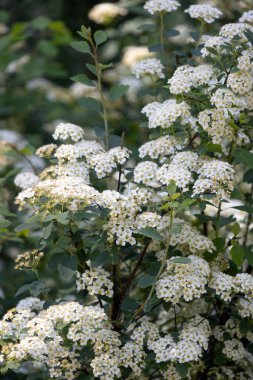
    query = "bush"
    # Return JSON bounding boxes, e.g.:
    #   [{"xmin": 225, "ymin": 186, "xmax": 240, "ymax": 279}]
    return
[{"xmin": 0, "ymin": 1, "xmax": 253, "ymax": 379}]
